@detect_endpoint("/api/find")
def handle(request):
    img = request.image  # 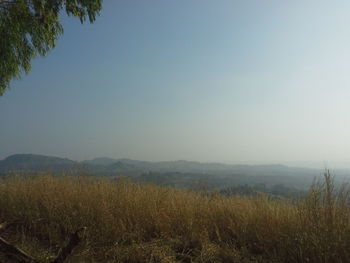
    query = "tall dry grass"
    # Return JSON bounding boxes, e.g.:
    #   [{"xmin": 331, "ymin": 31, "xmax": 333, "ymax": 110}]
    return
[{"xmin": 0, "ymin": 171, "xmax": 349, "ymax": 263}]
